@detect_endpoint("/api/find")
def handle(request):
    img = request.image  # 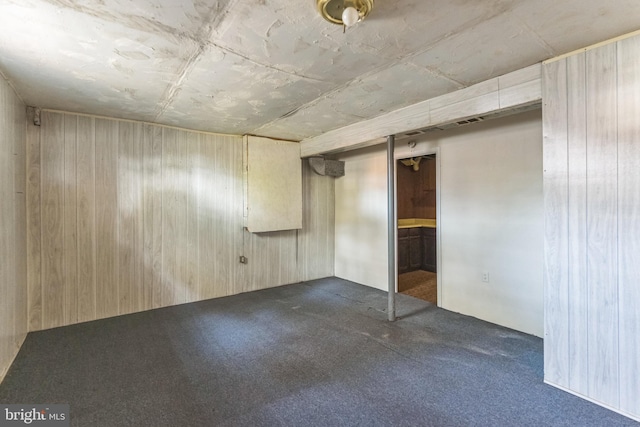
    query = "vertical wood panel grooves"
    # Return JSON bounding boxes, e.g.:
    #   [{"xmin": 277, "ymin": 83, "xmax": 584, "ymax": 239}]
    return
[
  {"xmin": 542, "ymin": 58, "xmax": 570, "ymax": 388},
  {"xmin": 617, "ymin": 36, "xmax": 640, "ymax": 417},
  {"xmin": 27, "ymin": 111, "xmax": 335, "ymax": 332},
  {"xmin": 586, "ymin": 44, "xmax": 619, "ymax": 407},
  {"xmin": 75, "ymin": 117, "xmax": 79, "ymax": 323},
  {"xmin": 92, "ymin": 118, "xmax": 97, "ymax": 320},
  {"xmin": 39, "ymin": 117, "xmax": 44, "ymax": 330},
  {"xmin": 544, "ymin": 35, "xmax": 639, "ymax": 420},
  {"xmin": 0, "ymin": 79, "xmax": 27, "ymax": 381},
  {"xmin": 613, "ymin": 42, "xmax": 620, "ymax": 410}
]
